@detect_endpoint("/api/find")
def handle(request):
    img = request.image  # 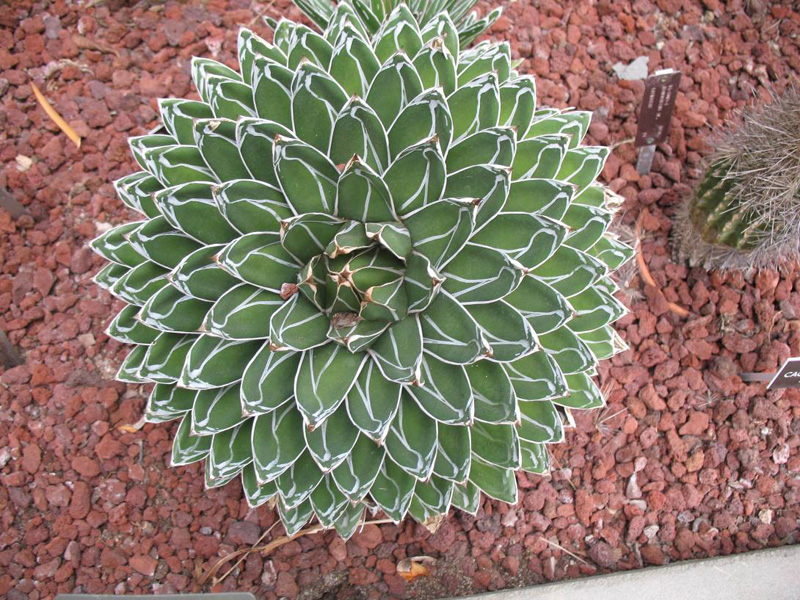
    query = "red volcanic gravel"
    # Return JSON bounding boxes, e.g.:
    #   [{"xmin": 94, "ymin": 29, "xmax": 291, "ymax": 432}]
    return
[{"xmin": 1, "ymin": 0, "xmax": 800, "ymax": 598}]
